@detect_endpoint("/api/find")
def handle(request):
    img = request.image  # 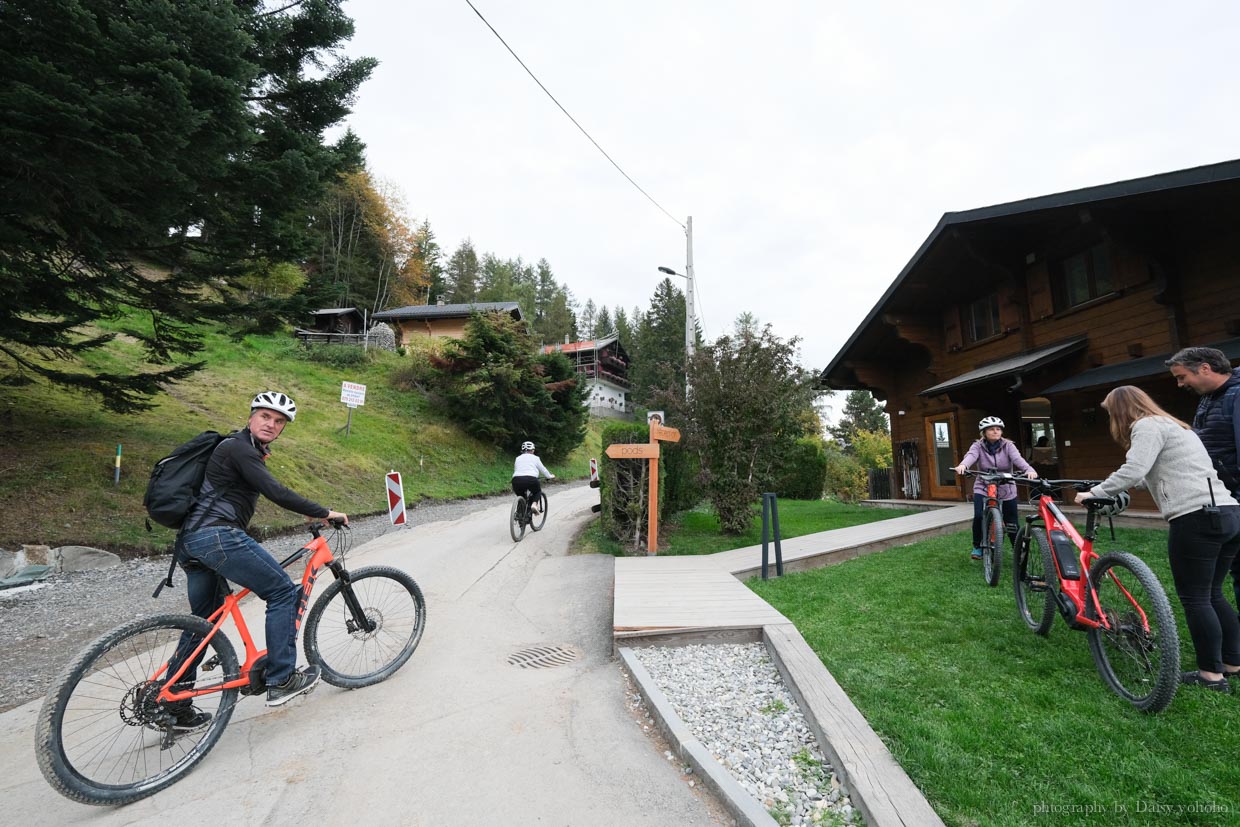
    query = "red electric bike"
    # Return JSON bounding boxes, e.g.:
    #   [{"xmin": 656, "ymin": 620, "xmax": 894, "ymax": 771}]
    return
[{"xmin": 1011, "ymin": 478, "xmax": 1179, "ymax": 712}]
